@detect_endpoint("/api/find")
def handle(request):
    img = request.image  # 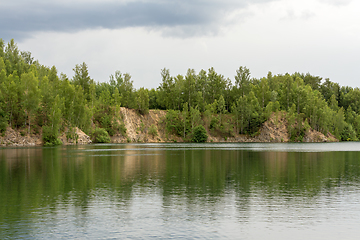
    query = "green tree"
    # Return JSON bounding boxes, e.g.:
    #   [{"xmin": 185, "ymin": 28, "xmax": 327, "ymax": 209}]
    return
[
  {"xmin": 135, "ymin": 87, "xmax": 149, "ymax": 115},
  {"xmin": 341, "ymin": 123, "xmax": 358, "ymax": 141},
  {"xmin": 40, "ymin": 76, "xmax": 54, "ymax": 125},
  {"xmin": 190, "ymin": 105, "xmax": 202, "ymax": 130},
  {"xmin": 99, "ymin": 88, "xmax": 111, "ymax": 108},
  {"xmin": 303, "ymin": 73, "xmax": 321, "ymax": 90},
  {"xmin": 21, "ymin": 70, "xmax": 41, "ymax": 134},
  {"xmin": 120, "ymin": 73, "xmax": 134, "ymax": 108},
  {"xmin": 182, "ymin": 102, "xmax": 189, "ymax": 138},
  {"xmin": 287, "ymin": 104, "xmax": 297, "ymax": 140},
  {"xmin": 332, "ymin": 107, "xmax": 346, "ymax": 139},
  {"xmin": 49, "ymin": 95, "xmax": 63, "ymax": 134},
  {"xmin": 253, "ymin": 77, "xmax": 271, "ymax": 109},
  {"xmin": 320, "ymin": 78, "xmax": 340, "ymax": 104},
  {"xmin": 165, "ymin": 110, "xmax": 183, "ymax": 136},
  {"xmin": 206, "ymin": 67, "xmax": 227, "ymax": 104},
  {"xmin": 234, "ymin": 66, "xmax": 251, "ymax": 97},
  {"xmin": 89, "ymin": 83, "xmax": 96, "ymax": 110},
  {"xmin": 196, "ymin": 69, "xmax": 207, "ymax": 111},
  {"xmin": 292, "ymin": 77, "xmax": 307, "ymax": 114},
  {"xmin": 0, "ymin": 39, "xmax": 4, "ymax": 59},
  {"xmin": 72, "ymin": 62, "xmax": 94, "ymax": 100},
  {"xmin": 2, "ymin": 73, "xmax": 21, "ymax": 127},
  {"xmin": 59, "ymin": 77, "xmax": 76, "ymax": 127},
  {"xmin": 232, "ymin": 96, "xmax": 249, "ymax": 134},
  {"xmin": 329, "ymin": 94, "xmax": 339, "ymax": 112},
  {"xmin": 280, "ymin": 74, "xmax": 294, "ymax": 110},
  {"xmin": 157, "ymin": 68, "xmax": 175, "ymax": 109},
  {"xmin": 0, "ymin": 57, "xmax": 6, "ymax": 74},
  {"xmin": 217, "ymin": 95, "xmax": 226, "ymax": 125},
  {"xmin": 42, "ymin": 95, "xmax": 63, "ymax": 146},
  {"xmin": 0, "ymin": 67, "xmax": 7, "ymax": 132},
  {"xmin": 4, "ymin": 39, "xmax": 24, "ymax": 76},
  {"xmin": 244, "ymin": 91, "xmax": 262, "ymax": 134},
  {"xmin": 183, "ymin": 69, "xmax": 197, "ymax": 108},
  {"xmin": 112, "ymin": 87, "xmax": 121, "ymax": 111}
]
